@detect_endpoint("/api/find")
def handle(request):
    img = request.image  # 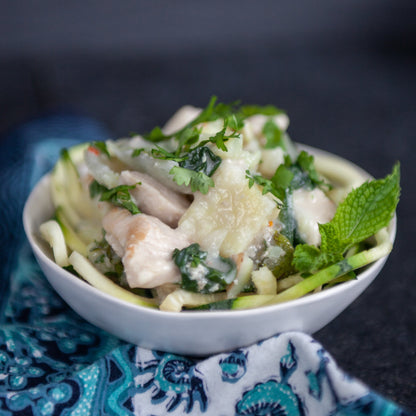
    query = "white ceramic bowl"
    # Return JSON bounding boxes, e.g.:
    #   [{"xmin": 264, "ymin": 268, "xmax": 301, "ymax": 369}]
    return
[{"xmin": 23, "ymin": 147, "xmax": 396, "ymax": 356}]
